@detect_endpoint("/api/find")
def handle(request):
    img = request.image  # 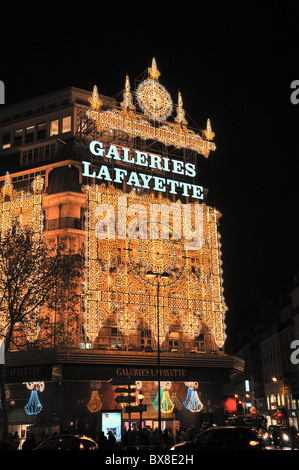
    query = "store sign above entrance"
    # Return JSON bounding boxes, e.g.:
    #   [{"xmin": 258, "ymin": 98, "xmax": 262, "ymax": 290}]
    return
[
  {"xmin": 82, "ymin": 141, "xmax": 204, "ymax": 200},
  {"xmin": 86, "ymin": 58, "xmax": 216, "ymax": 158}
]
